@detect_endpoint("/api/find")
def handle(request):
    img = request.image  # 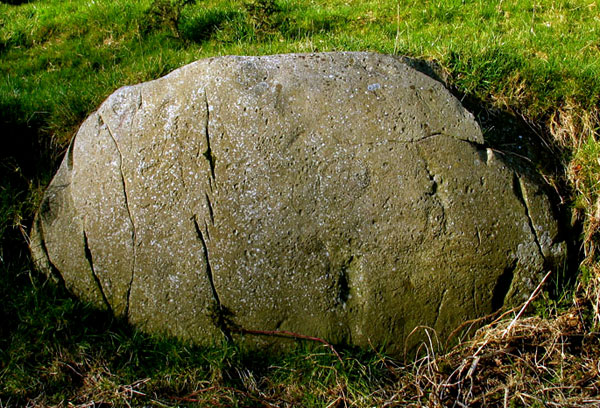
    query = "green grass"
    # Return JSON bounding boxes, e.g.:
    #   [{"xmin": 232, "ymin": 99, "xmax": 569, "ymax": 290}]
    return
[
  {"xmin": 2, "ymin": 0, "xmax": 599, "ymax": 144},
  {"xmin": 571, "ymin": 135, "xmax": 600, "ymax": 254},
  {"xmin": 1, "ymin": 0, "xmax": 600, "ymax": 406}
]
